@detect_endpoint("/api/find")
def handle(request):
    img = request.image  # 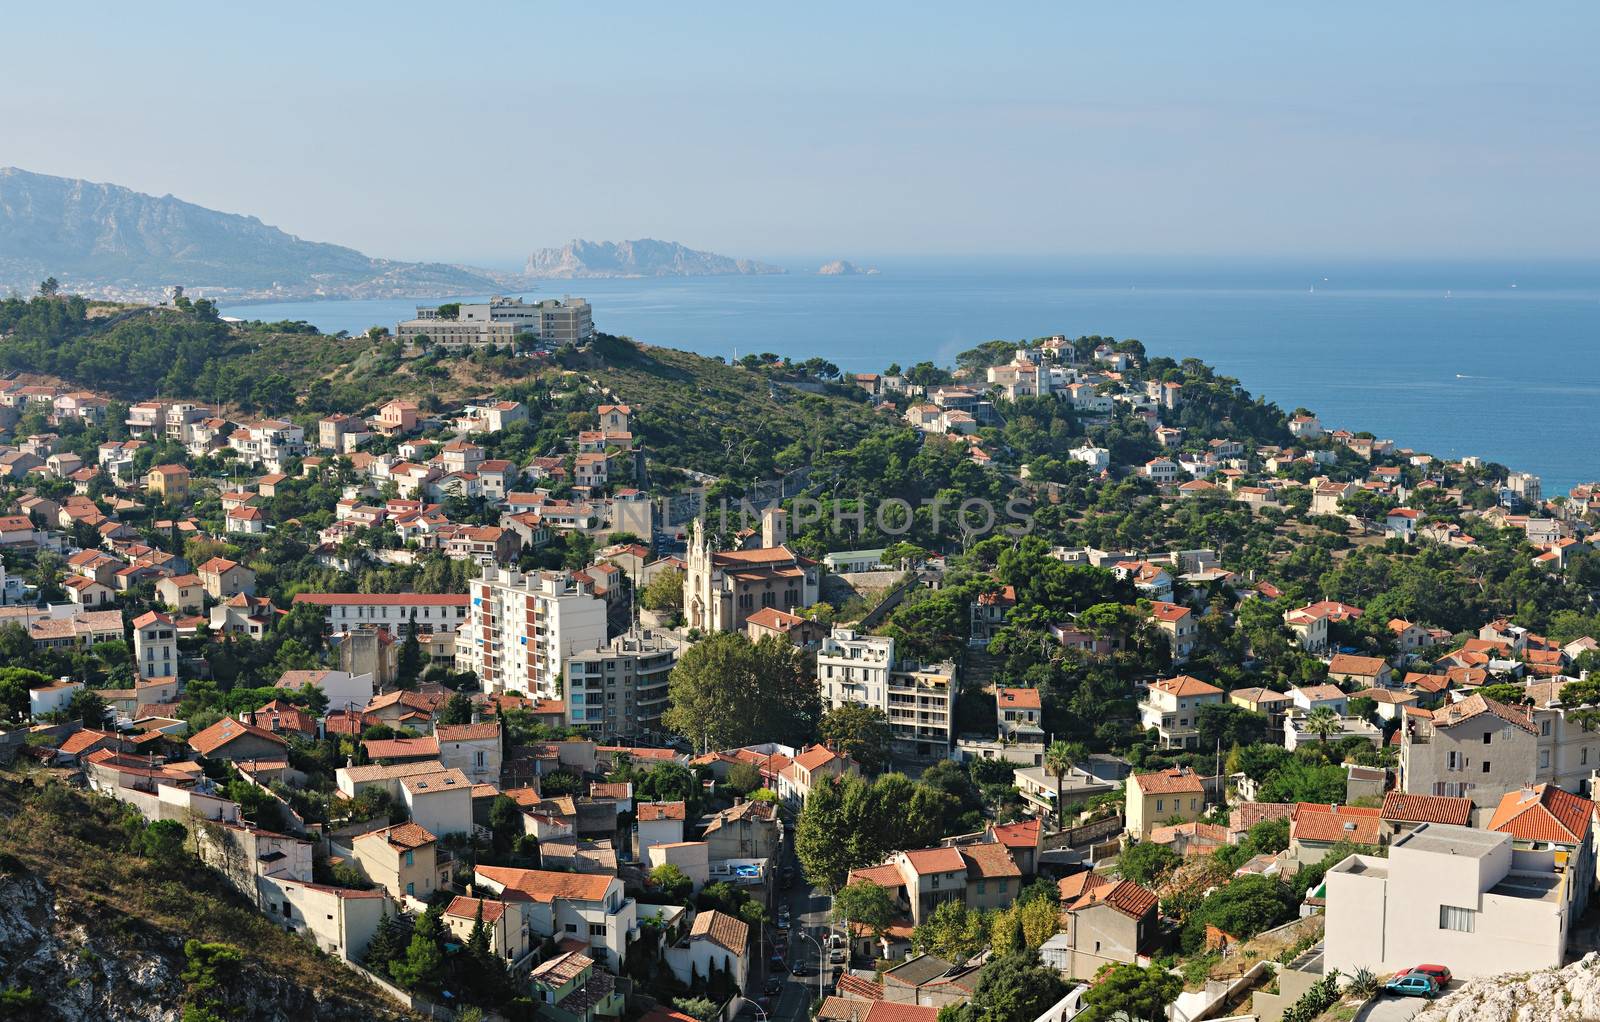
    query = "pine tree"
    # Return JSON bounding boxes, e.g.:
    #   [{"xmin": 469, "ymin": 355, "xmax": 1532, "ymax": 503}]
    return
[
  {"xmin": 390, "ymin": 907, "xmax": 445, "ymax": 992},
  {"xmin": 467, "ymin": 901, "xmax": 491, "ymax": 959},
  {"xmin": 363, "ymin": 915, "xmax": 407, "ymax": 971},
  {"xmin": 464, "ymin": 900, "xmax": 512, "ymax": 1004},
  {"xmin": 398, "ymin": 610, "xmax": 423, "ymax": 687}
]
